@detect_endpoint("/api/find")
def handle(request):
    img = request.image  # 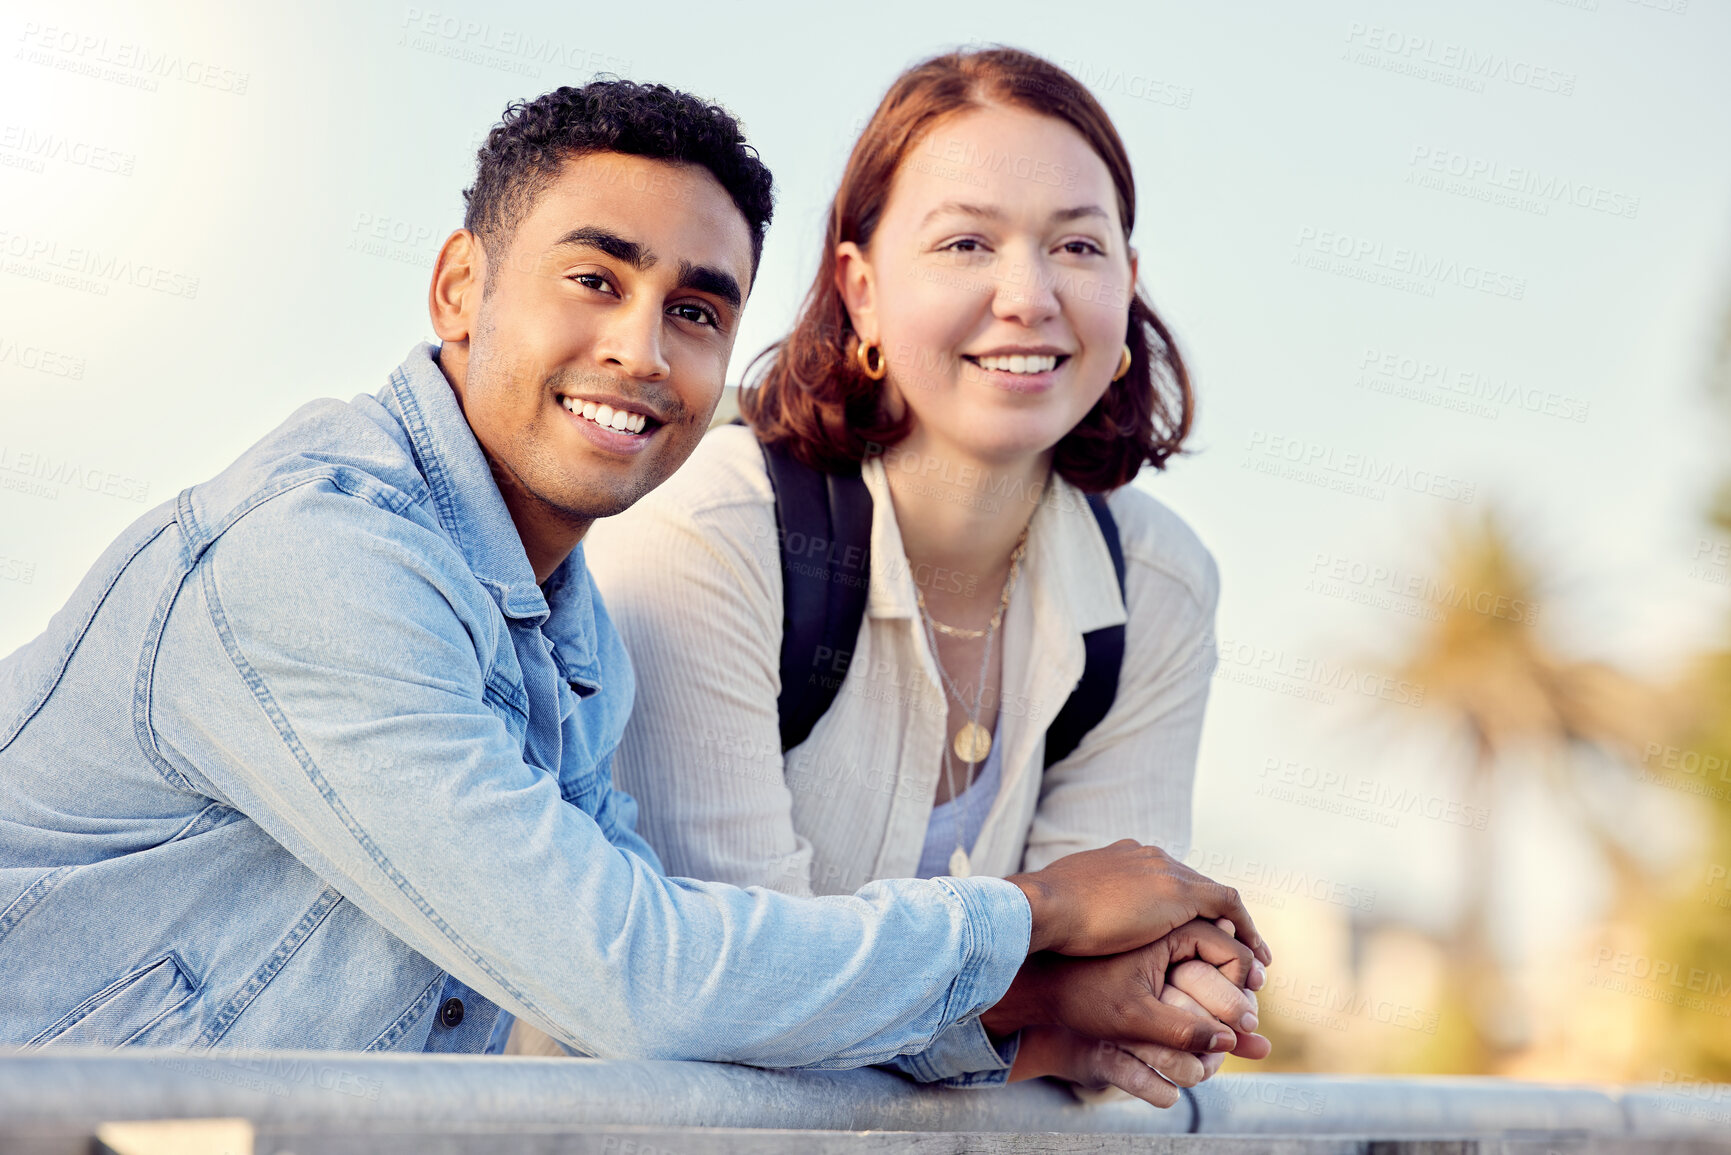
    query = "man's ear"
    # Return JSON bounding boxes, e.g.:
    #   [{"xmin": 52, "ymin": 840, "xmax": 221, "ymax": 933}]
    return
[
  {"xmin": 429, "ymin": 229, "xmax": 486, "ymax": 344},
  {"xmin": 834, "ymin": 241, "xmax": 878, "ymax": 345}
]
